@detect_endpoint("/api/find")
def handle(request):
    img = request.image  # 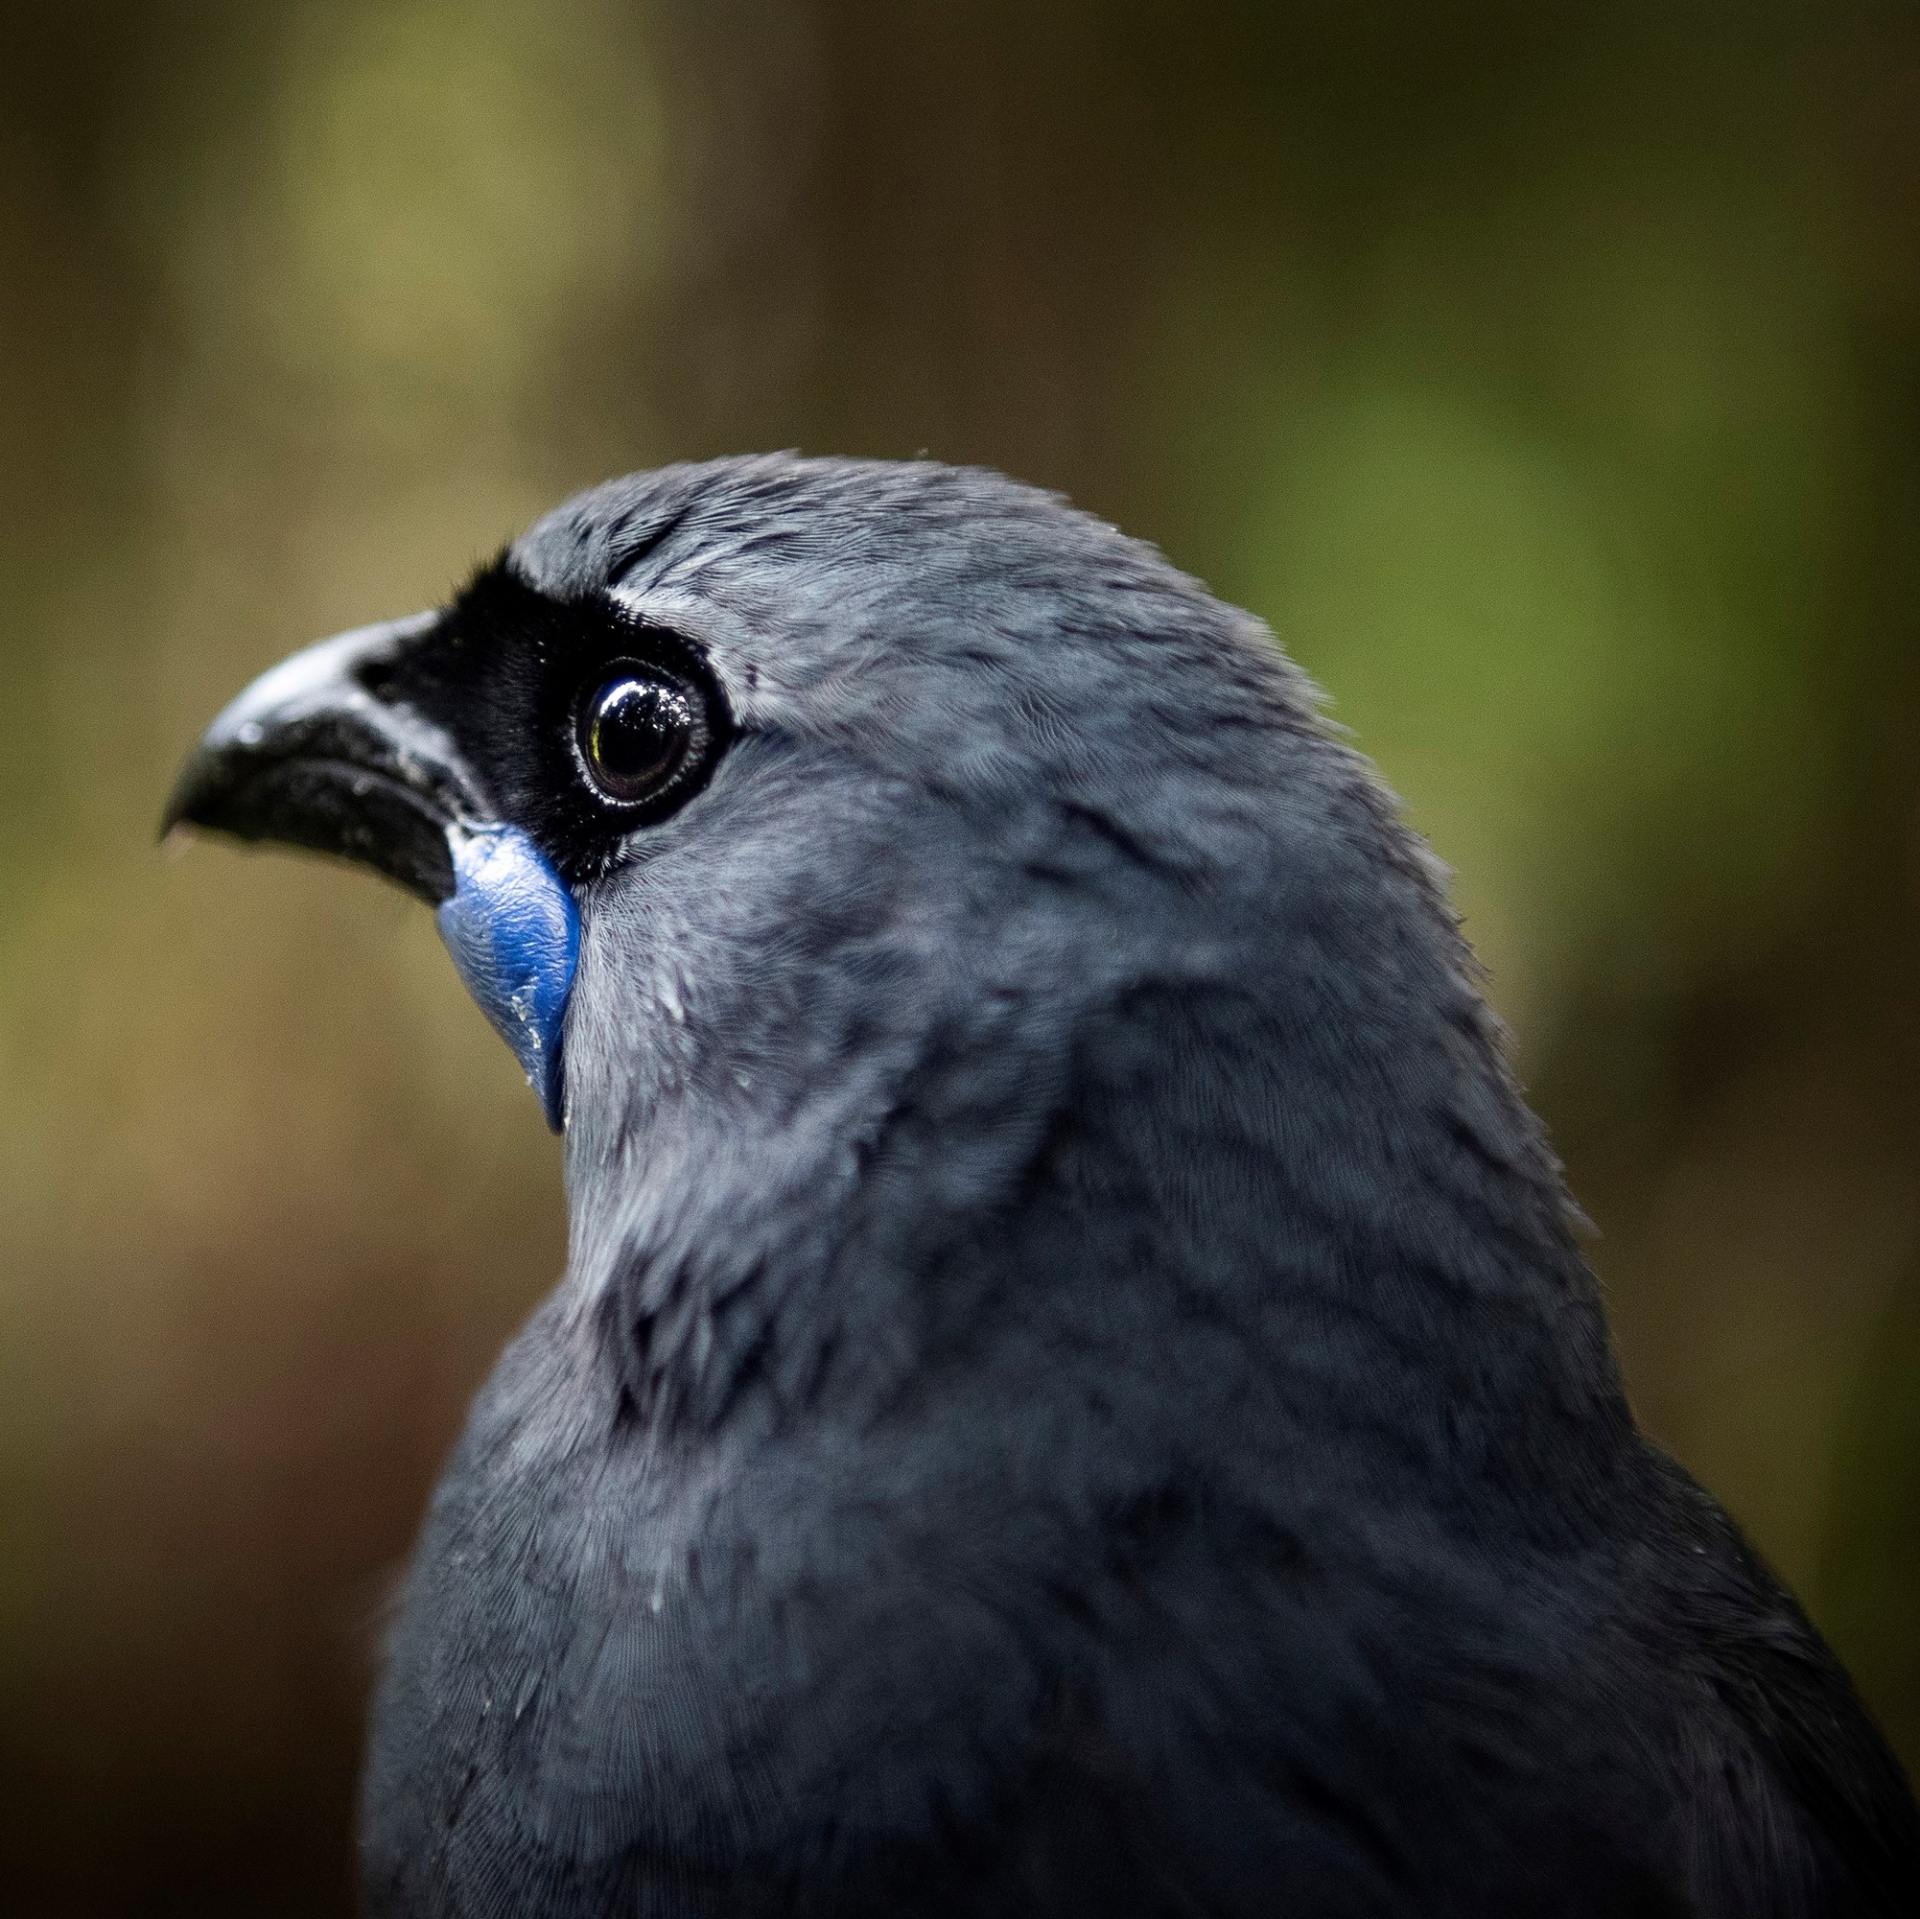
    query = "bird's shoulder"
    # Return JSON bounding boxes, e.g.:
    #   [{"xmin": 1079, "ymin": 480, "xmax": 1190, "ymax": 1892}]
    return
[{"xmin": 1619, "ymin": 1448, "xmax": 1920, "ymax": 1918}]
